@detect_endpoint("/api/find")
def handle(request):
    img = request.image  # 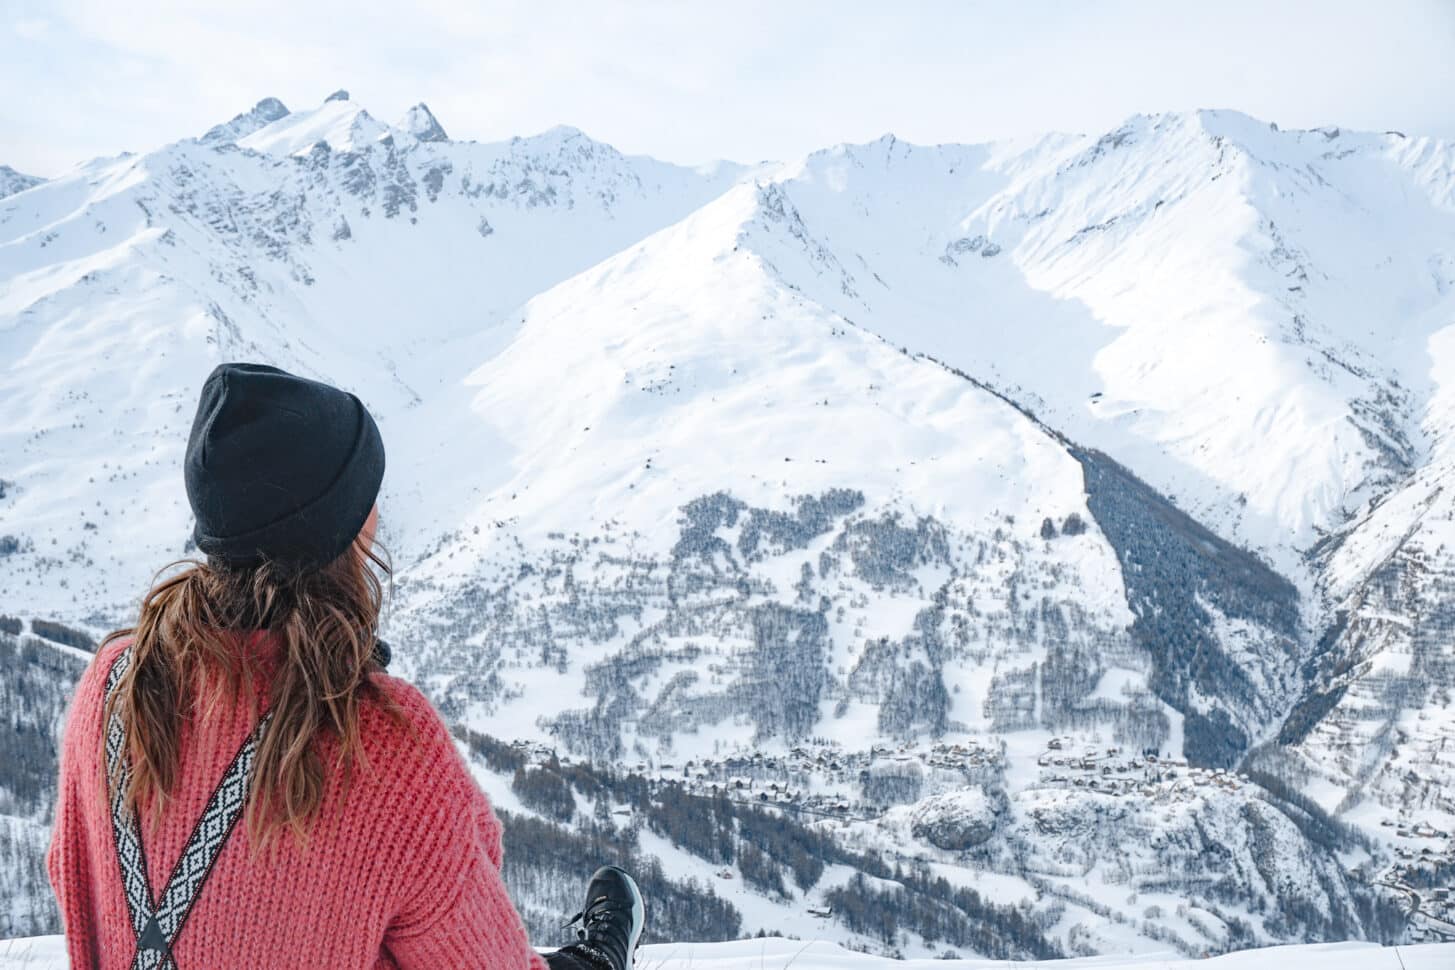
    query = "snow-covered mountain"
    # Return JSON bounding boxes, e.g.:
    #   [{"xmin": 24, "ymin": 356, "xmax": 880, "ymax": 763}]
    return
[
  {"xmin": 1, "ymin": 94, "xmax": 1452, "ymax": 958},
  {"xmin": 2, "ymin": 933, "xmax": 1452, "ymax": 970}
]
